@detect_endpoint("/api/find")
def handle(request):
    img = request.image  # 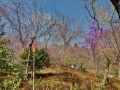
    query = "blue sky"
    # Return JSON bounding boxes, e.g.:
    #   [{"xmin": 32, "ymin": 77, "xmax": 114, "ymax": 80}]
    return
[
  {"xmin": 40, "ymin": 0, "xmax": 87, "ymax": 26},
  {"xmin": 39, "ymin": 0, "xmax": 118, "ymax": 30},
  {"xmin": 40, "ymin": 0, "xmax": 84, "ymax": 15}
]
